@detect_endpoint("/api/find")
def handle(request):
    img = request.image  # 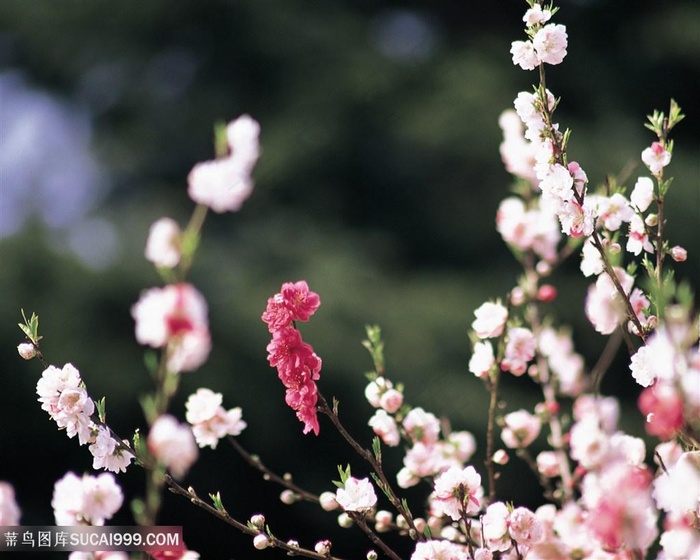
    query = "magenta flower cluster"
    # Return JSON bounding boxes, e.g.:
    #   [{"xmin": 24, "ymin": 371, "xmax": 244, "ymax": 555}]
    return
[{"xmin": 262, "ymin": 281, "xmax": 323, "ymax": 435}]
